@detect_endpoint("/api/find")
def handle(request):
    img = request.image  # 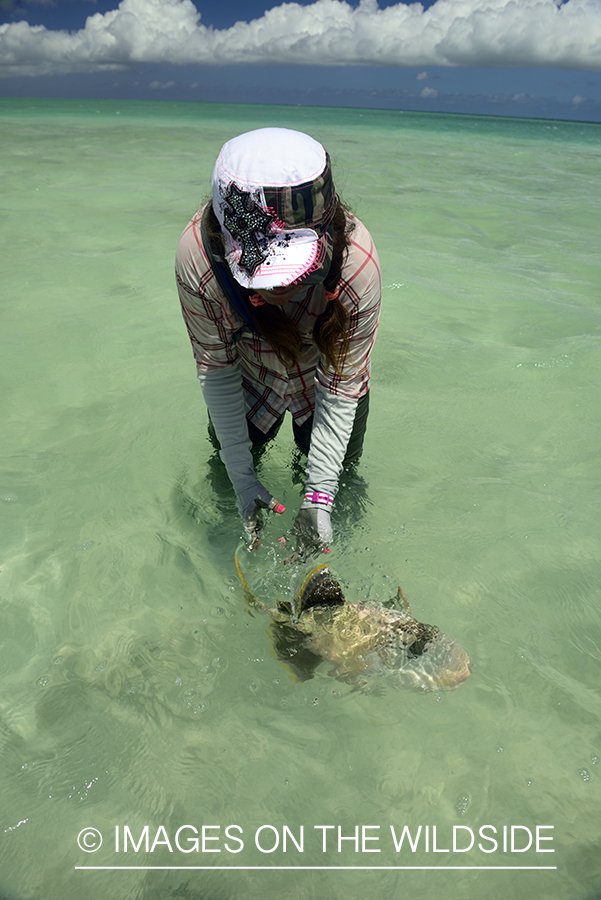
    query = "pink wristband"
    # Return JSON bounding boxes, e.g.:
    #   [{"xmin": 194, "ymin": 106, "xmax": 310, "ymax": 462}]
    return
[{"xmin": 304, "ymin": 491, "xmax": 333, "ymax": 507}]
